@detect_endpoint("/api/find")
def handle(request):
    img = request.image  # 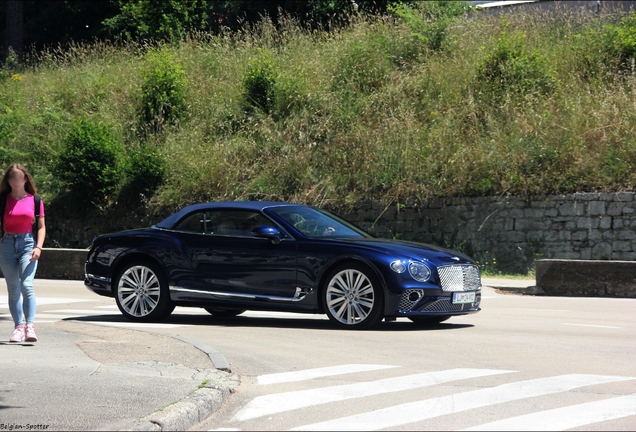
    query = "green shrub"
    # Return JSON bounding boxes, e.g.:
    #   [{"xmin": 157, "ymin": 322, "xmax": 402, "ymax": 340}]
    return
[
  {"xmin": 54, "ymin": 117, "xmax": 123, "ymax": 205},
  {"xmin": 333, "ymin": 36, "xmax": 391, "ymax": 94},
  {"xmin": 388, "ymin": 1, "xmax": 472, "ymax": 53},
  {"xmin": 476, "ymin": 26, "xmax": 555, "ymax": 102},
  {"xmin": 140, "ymin": 47, "xmax": 188, "ymax": 132},
  {"xmin": 122, "ymin": 144, "xmax": 167, "ymax": 199},
  {"xmin": 242, "ymin": 54, "xmax": 278, "ymax": 114},
  {"xmin": 605, "ymin": 12, "xmax": 636, "ymax": 72}
]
